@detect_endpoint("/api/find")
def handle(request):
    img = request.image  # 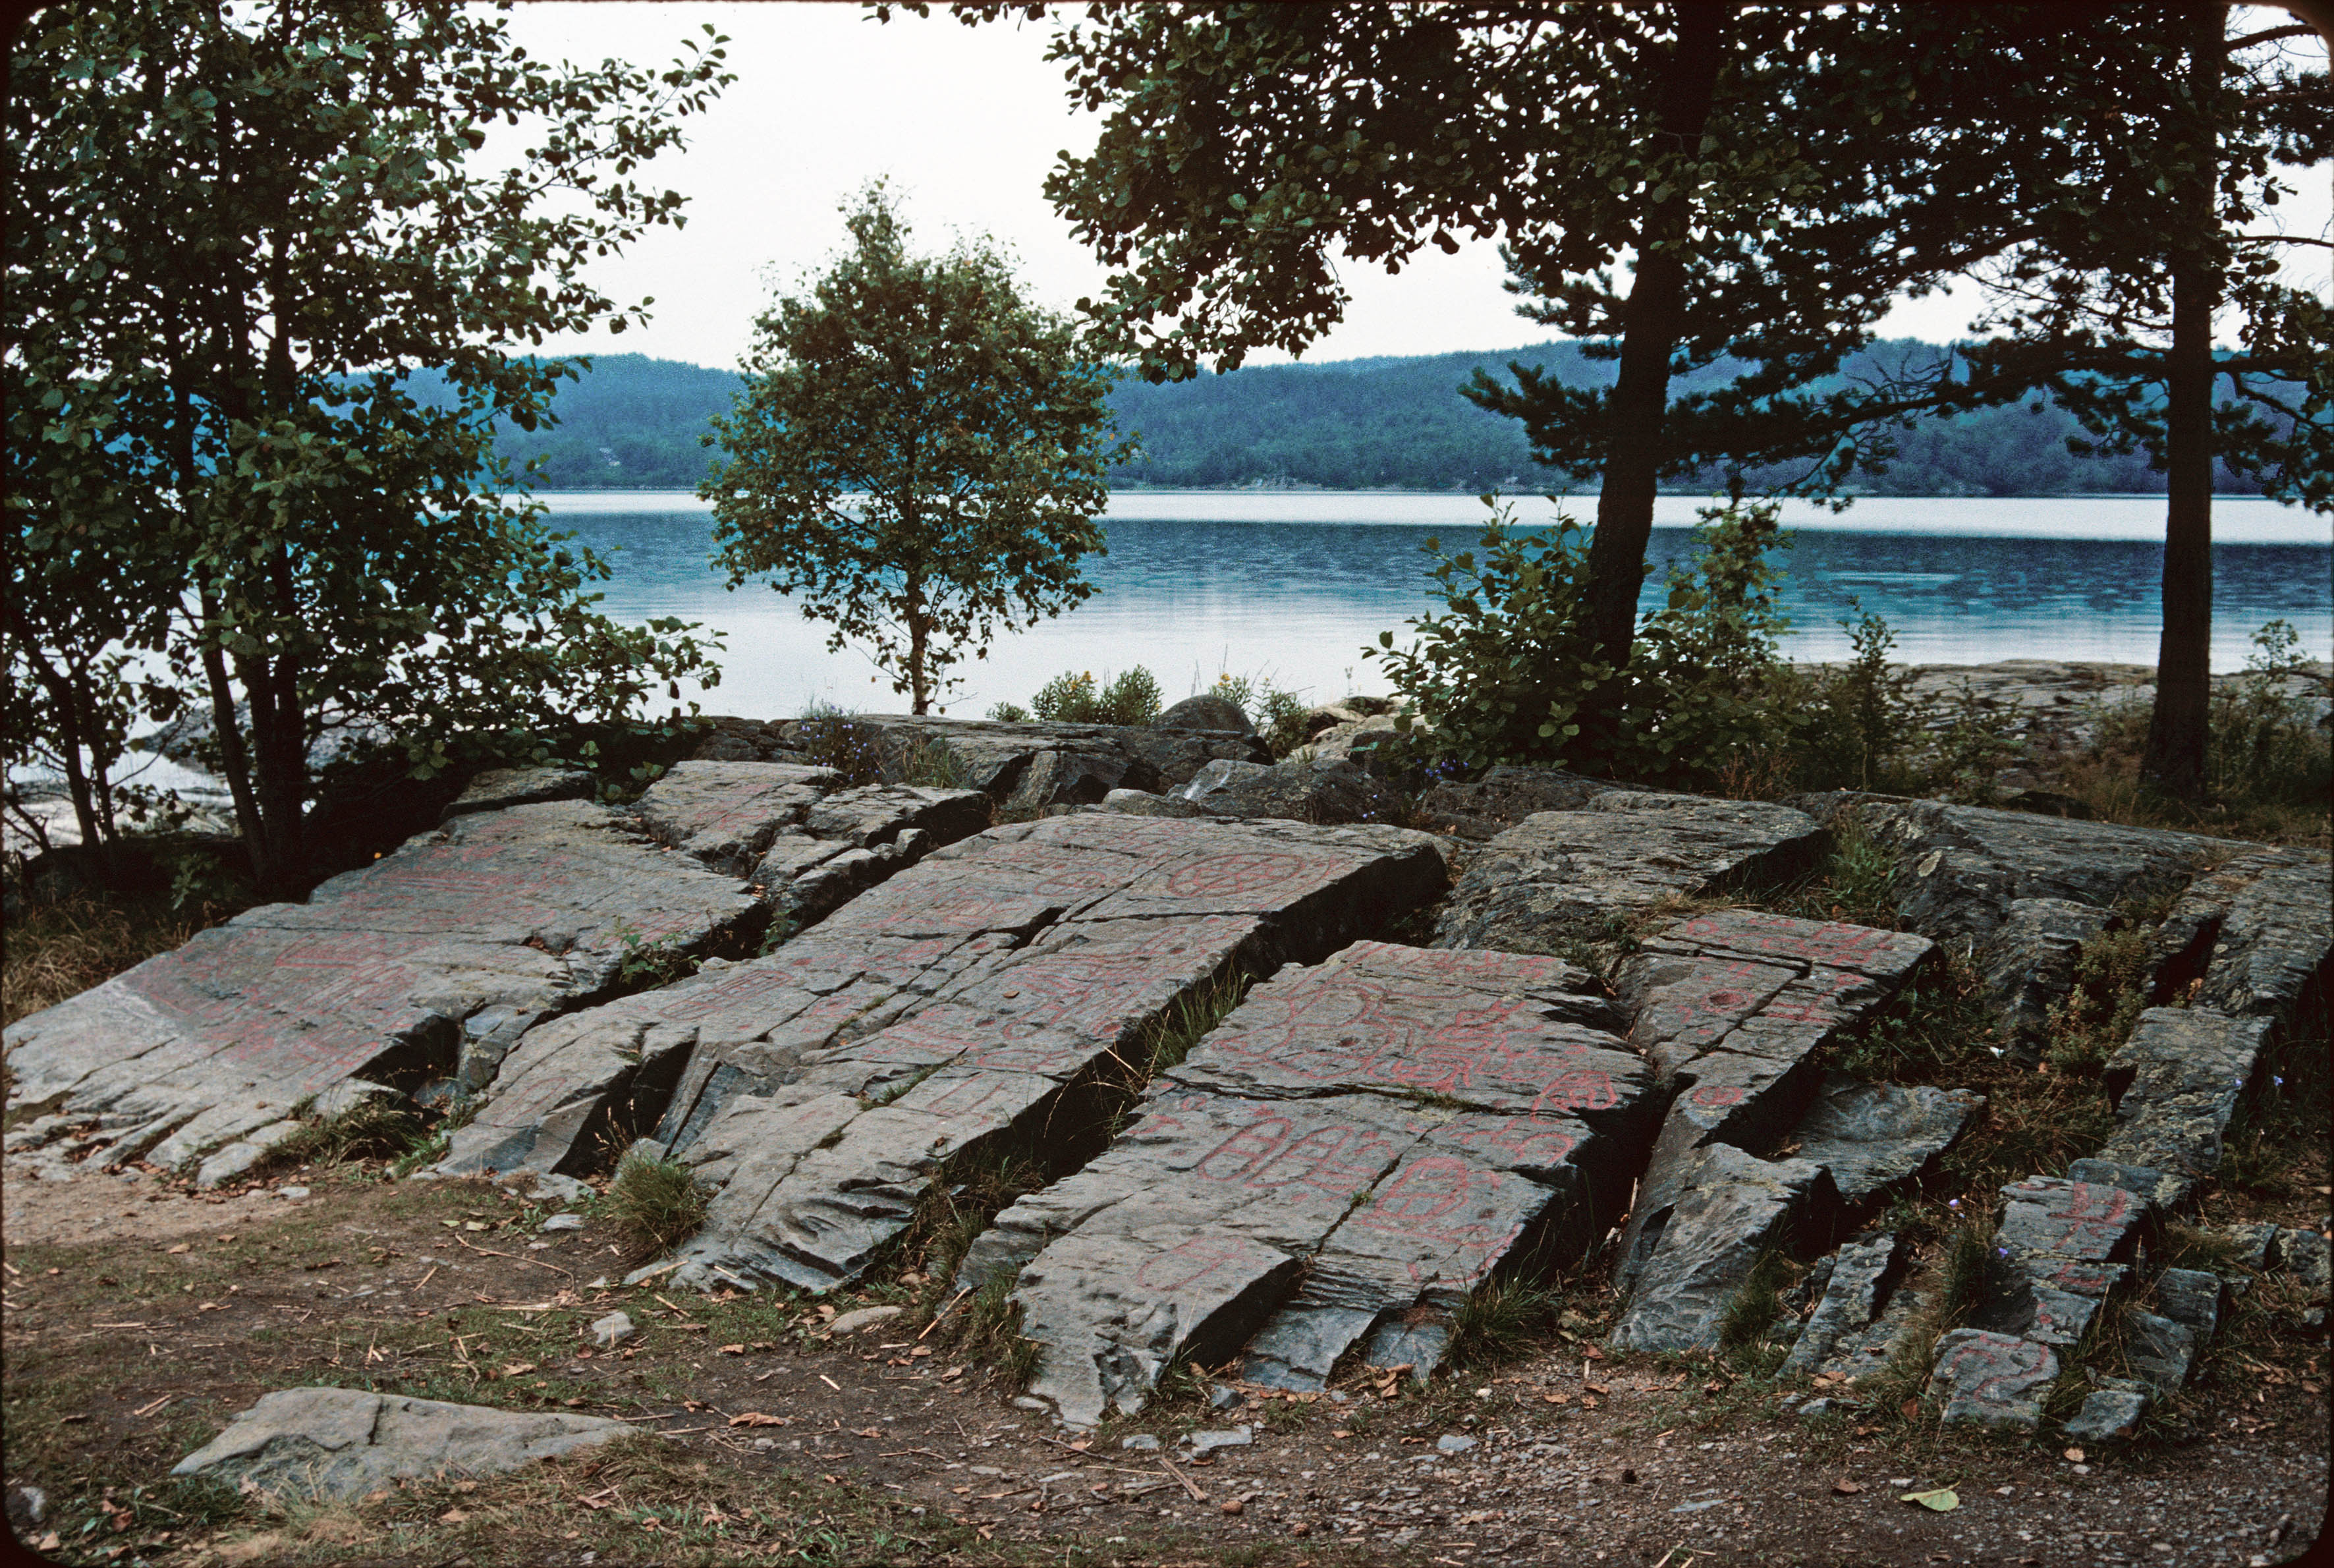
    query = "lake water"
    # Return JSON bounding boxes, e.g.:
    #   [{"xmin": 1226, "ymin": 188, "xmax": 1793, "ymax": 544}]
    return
[{"xmin": 540, "ymin": 491, "xmax": 2332, "ymax": 721}]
